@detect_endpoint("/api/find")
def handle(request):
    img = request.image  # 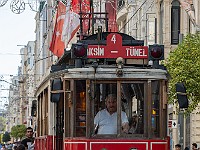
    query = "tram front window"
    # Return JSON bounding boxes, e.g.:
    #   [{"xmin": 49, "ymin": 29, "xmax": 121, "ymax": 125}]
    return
[
  {"xmin": 94, "ymin": 93, "xmax": 129, "ymax": 134},
  {"xmin": 93, "ymin": 82, "xmax": 144, "ymax": 135},
  {"xmin": 121, "ymin": 83, "xmax": 144, "ymax": 134}
]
